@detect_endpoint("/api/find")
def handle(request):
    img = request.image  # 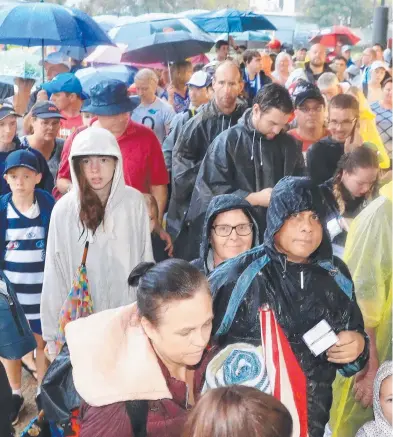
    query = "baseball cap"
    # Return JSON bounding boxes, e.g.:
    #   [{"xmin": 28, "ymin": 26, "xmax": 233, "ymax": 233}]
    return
[
  {"xmin": 4, "ymin": 149, "xmax": 40, "ymax": 174},
  {"xmin": 31, "ymin": 101, "xmax": 66, "ymax": 120},
  {"xmin": 291, "ymin": 80, "xmax": 325, "ymax": 107},
  {"xmin": 0, "ymin": 101, "xmax": 21, "ymax": 121},
  {"xmin": 186, "ymin": 71, "xmax": 212, "ymax": 88},
  {"xmin": 370, "ymin": 61, "xmax": 389, "ymax": 72},
  {"xmin": 341, "ymin": 45, "xmax": 351, "ymax": 53},
  {"xmin": 39, "ymin": 51, "xmax": 71, "ymax": 69},
  {"xmin": 42, "ymin": 73, "xmax": 88, "ymax": 99},
  {"xmin": 266, "ymin": 39, "xmax": 281, "ymax": 50}
]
